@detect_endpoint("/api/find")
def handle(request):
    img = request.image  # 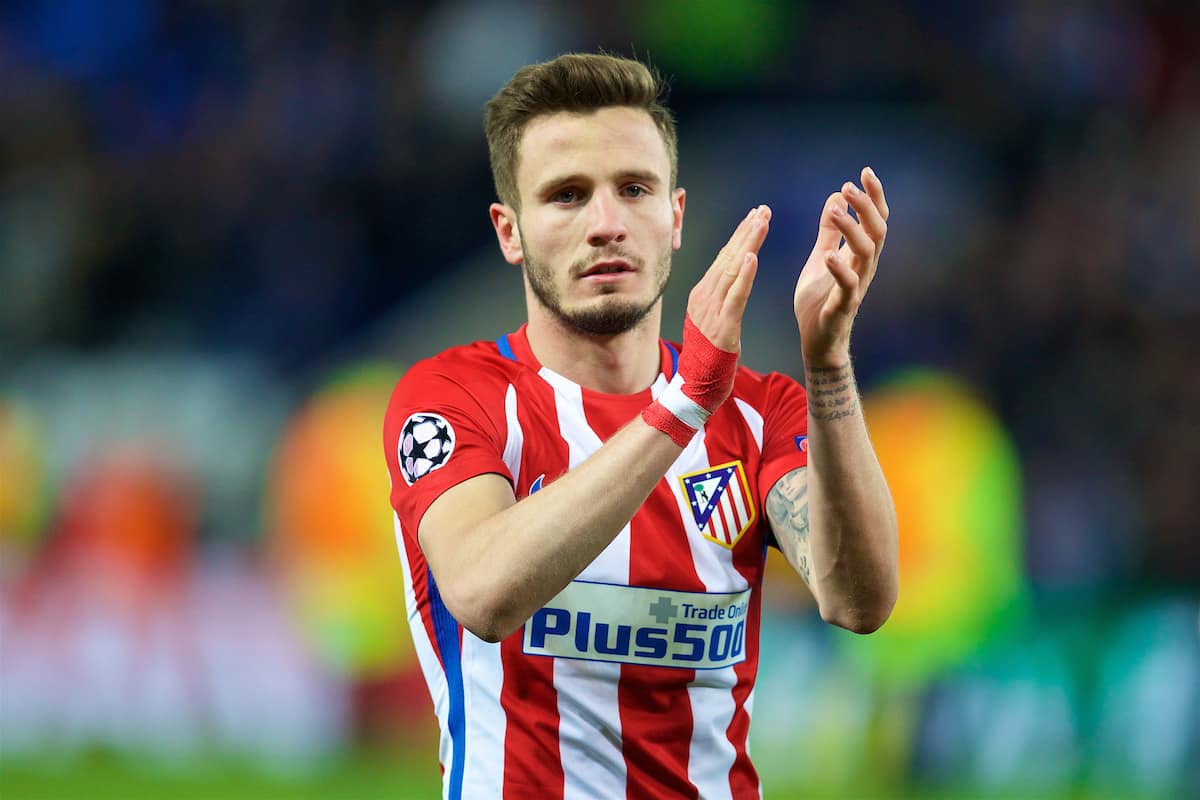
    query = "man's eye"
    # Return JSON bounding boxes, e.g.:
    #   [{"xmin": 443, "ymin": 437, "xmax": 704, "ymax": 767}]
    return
[
  {"xmin": 623, "ymin": 185, "xmax": 646, "ymax": 198},
  {"xmin": 552, "ymin": 189, "xmax": 578, "ymax": 203}
]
